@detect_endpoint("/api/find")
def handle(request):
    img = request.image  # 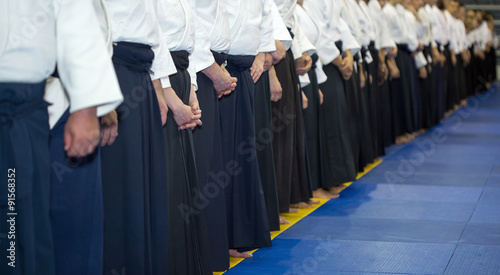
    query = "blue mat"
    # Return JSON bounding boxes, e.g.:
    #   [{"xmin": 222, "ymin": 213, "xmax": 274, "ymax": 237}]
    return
[
  {"xmin": 340, "ymin": 183, "xmax": 483, "ymax": 203},
  {"xmin": 459, "ymin": 223, "xmax": 500, "ymax": 246},
  {"xmin": 358, "ymin": 171, "xmax": 489, "ymax": 187},
  {"xmin": 470, "ymin": 204, "xmax": 500, "ymax": 224},
  {"xmin": 279, "ymin": 216, "xmax": 466, "ymax": 244},
  {"xmin": 309, "ymin": 198, "xmax": 476, "ymax": 222},
  {"xmin": 478, "ymin": 188, "xmax": 500, "ymax": 204},
  {"xmin": 444, "ymin": 245, "xmax": 500, "ymax": 275},
  {"xmin": 226, "ymin": 239, "xmax": 455, "ymax": 275},
  {"xmin": 227, "ymin": 86, "xmax": 500, "ymax": 274},
  {"xmin": 369, "ymin": 160, "xmax": 494, "ymax": 175},
  {"xmin": 486, "ymin": 176, "xmax": 500, "ymax": 188}
]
